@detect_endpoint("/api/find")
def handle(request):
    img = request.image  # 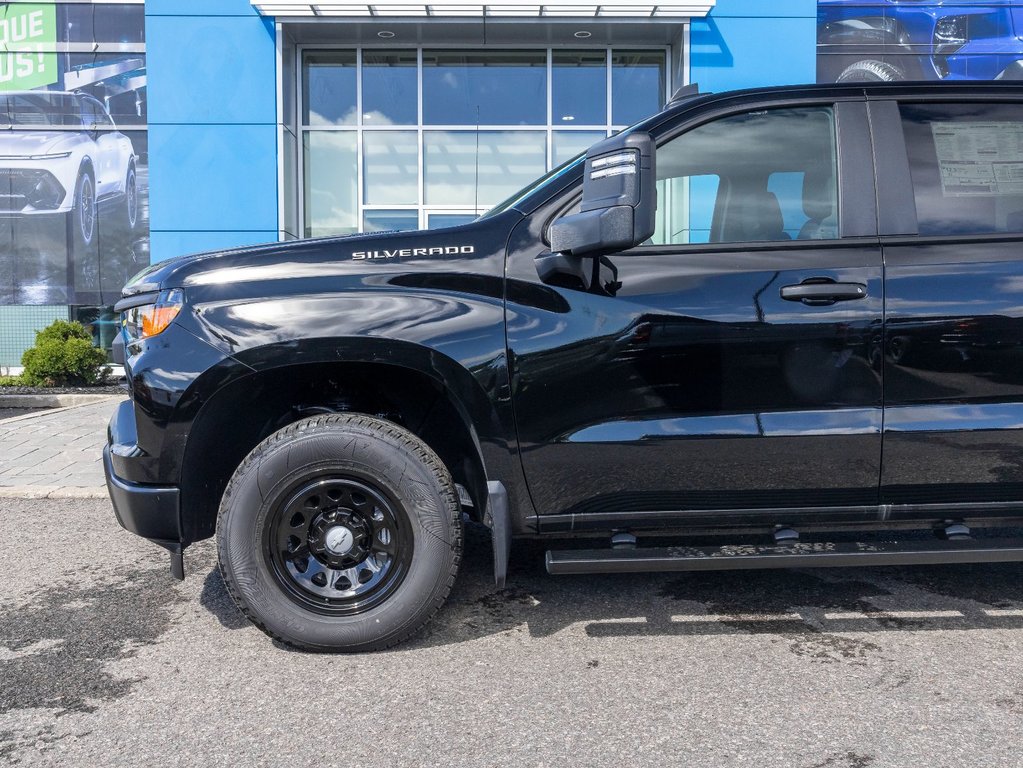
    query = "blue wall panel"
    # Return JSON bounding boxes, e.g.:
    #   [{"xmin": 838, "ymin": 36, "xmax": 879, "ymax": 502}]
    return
[
  {"xmin": 693, "ymin": 0, "xmax": 817, "ymax": 93},
  {"xmin": 147, "ymin": 16, "xmax": 277, "ymax": 124},
  {"xmin": 146, "ymin": 0, "xmax": 261, "ymax": 17},
  {"xmin": 145, "ymin": 0, "xmax": 278, "ymax": 261},
  {"xmin": 147, "ymin": 124, "xmax": 279, "ymax": 231},
  {"xmin": 150, "ymin": 231, "xmax": 280, "ymax": 259}
]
